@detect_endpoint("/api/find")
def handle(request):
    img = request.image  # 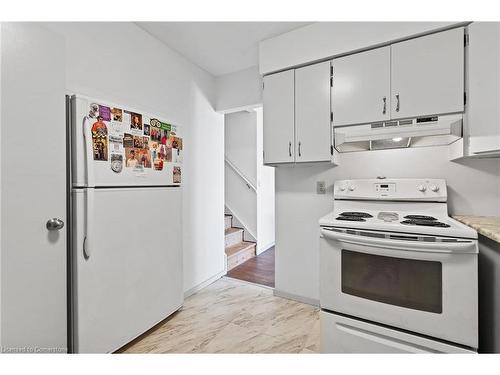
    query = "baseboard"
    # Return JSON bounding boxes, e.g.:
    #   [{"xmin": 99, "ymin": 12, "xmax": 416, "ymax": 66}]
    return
[
  {"xmin": 224, "ymin": 276, "xmax": 274, "ymax": 290},
  {"xmin": 183, "ymin": 270, "xmax": 226, "ymax": 299},
  {"xmin": 256, "ymin": 241, "xmax": 274, "ymax": 255},
  {"xmin": 273, "ymin": 289, "xmax": 320, "ymax": 307}
]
